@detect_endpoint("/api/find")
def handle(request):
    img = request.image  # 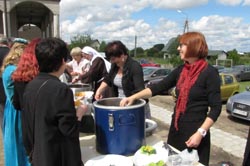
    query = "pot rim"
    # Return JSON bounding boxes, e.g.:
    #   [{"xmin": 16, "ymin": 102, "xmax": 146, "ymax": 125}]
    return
[
  {"xmin": 93, "ymin": 97, "xmax": 146, "ymax": 110},
  {"xmin": 68, "ymin": 83, "xmax": 91, "ymax": 87}
]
